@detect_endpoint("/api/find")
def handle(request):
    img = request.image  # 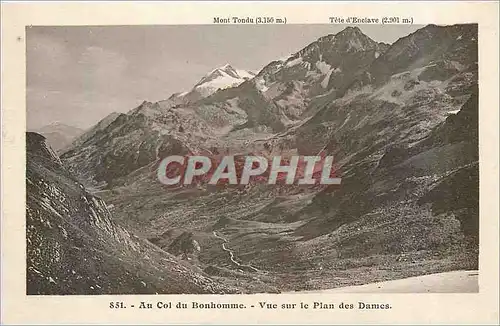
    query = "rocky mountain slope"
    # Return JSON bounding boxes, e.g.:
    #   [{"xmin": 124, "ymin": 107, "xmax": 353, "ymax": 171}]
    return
[
  {"xmin": 50, "ymin": 24, "xmax": 479, "ymax": 293},
  {"xmin": 60, "ymin": 27, "xmax": 394, "ymax": 187},
  {"xmin": 26, "ymin": 132, "xmax": 238, "ymax": 294},
  {"xmin": 252, "ymin": 26, "xmax": 389, "ymax": 122}
]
